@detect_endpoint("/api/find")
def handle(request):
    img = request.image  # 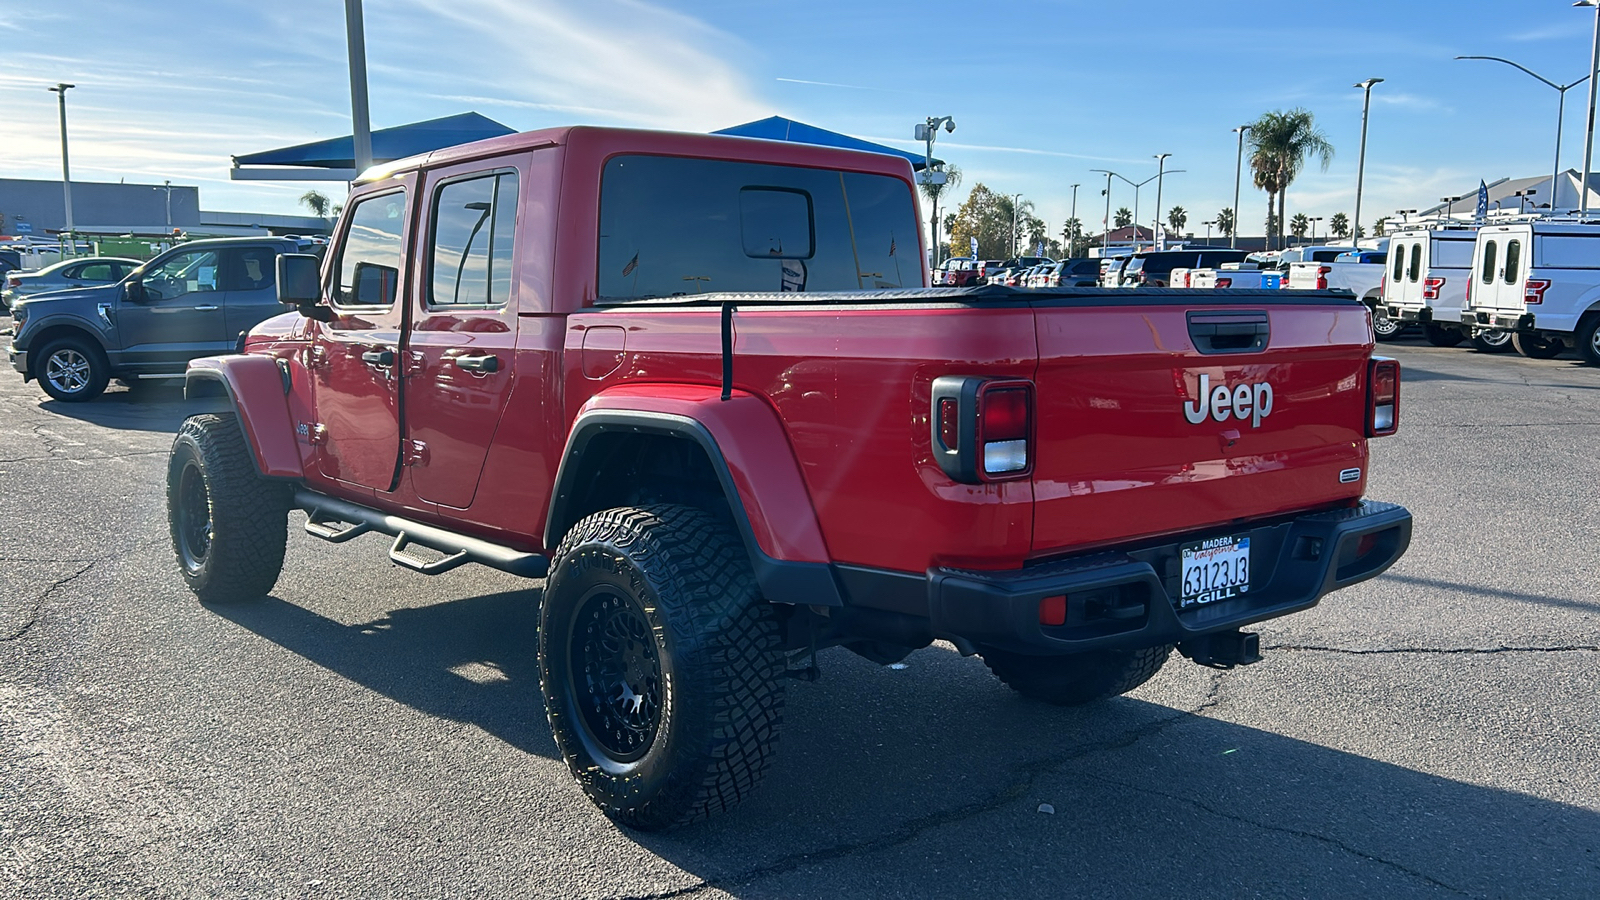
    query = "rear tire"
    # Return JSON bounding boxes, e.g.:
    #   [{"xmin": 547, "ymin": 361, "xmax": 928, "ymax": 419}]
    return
[
  {"xmin": 1422, "ymin": 322, "xmax": 1464, "ymax": 347},
  {"xmin": 1513, "ymin": 331, "xmax": 1564, "ymax": 359},
  {"xmin": 36, "ymin": 336, "xmax": 108, "ymax": 402},
  {"xmin": 166, "ymin": 413, "xmax": 289, "ymax": 603},
  {"xmin": 981, "ymin": 645, "xmax": 1173, "ymax": 706},
  {"xmin": 1372, "ymin": 311, "xmax": 1404, "ymax": 342},
  {"xmin": 540, "ymin": 505, "xmax": 785, "ymax": 831},
  {"xmin": 1578, "ymin": 317, "xmax": 1600, "ymax": 367},
  {"xmin": 1471, "ymin": 330, "xmax": 1514, "ymax": 353}
]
